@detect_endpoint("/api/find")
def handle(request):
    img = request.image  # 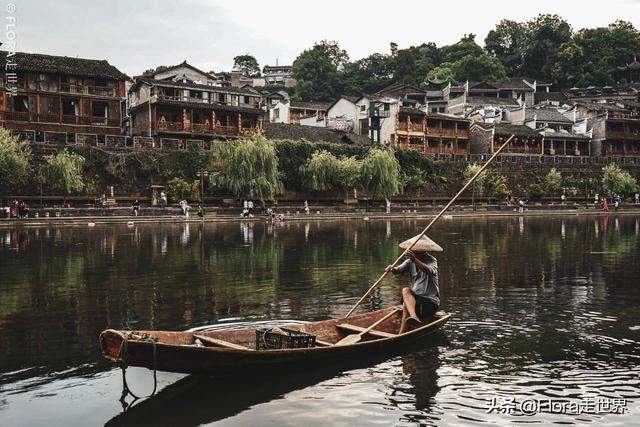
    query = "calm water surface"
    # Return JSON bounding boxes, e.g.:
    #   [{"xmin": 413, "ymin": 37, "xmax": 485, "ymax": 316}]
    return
[{"xmin": 0, "ymin": 216, "xmax": 639, "ymax": 426}]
